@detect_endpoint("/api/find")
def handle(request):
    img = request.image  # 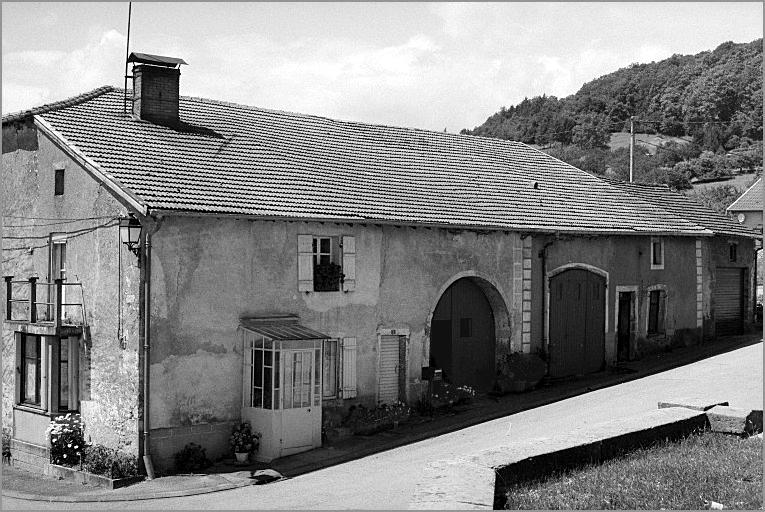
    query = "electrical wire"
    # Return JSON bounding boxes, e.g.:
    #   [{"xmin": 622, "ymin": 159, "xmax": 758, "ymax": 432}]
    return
[
  {"xmin": 2, "ymin": 220, "xmax": 119, "ymax": 249},
  {"xmin": 3, "ymin": 214, "xmax": 118, "ymax": 221}
]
